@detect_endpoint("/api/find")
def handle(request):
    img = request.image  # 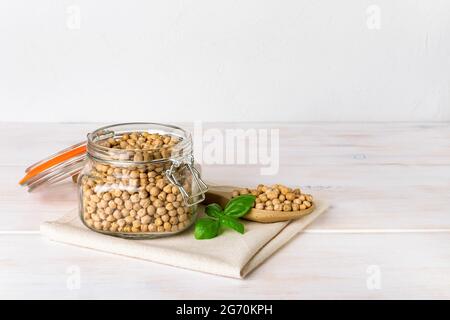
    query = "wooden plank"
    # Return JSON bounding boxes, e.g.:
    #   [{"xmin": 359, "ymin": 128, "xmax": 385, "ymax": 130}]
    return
[
  {"xmin": 1, "ymin": 122, "xmax": 450, "ymax": 166},
  {"xmin": 0, "ymin": 233, "xmax": 449, "ymax": 299},
  {"xmin": 2, "ymin": 123, "xmax": 450, "ymax": 229},
  {"xmin": 202, "ymin": 164, "xmax": 450, "ymax": 188},
  {"xmin": 2, "ymin": 164, "xmax": 450, "ymax": 230}
]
